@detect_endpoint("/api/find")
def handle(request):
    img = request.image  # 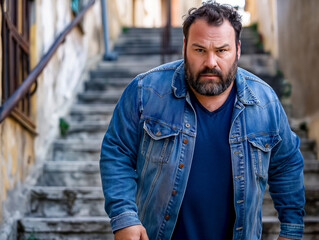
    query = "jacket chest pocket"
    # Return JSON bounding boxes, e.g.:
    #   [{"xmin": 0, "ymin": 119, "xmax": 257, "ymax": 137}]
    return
[
  {"xmin": 141, "ymin": 120, "xmax": 179, "ymax": 163},
  {"xmin": 248, "ymin": 134, "xmax": 281, "ymax": 179}
]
